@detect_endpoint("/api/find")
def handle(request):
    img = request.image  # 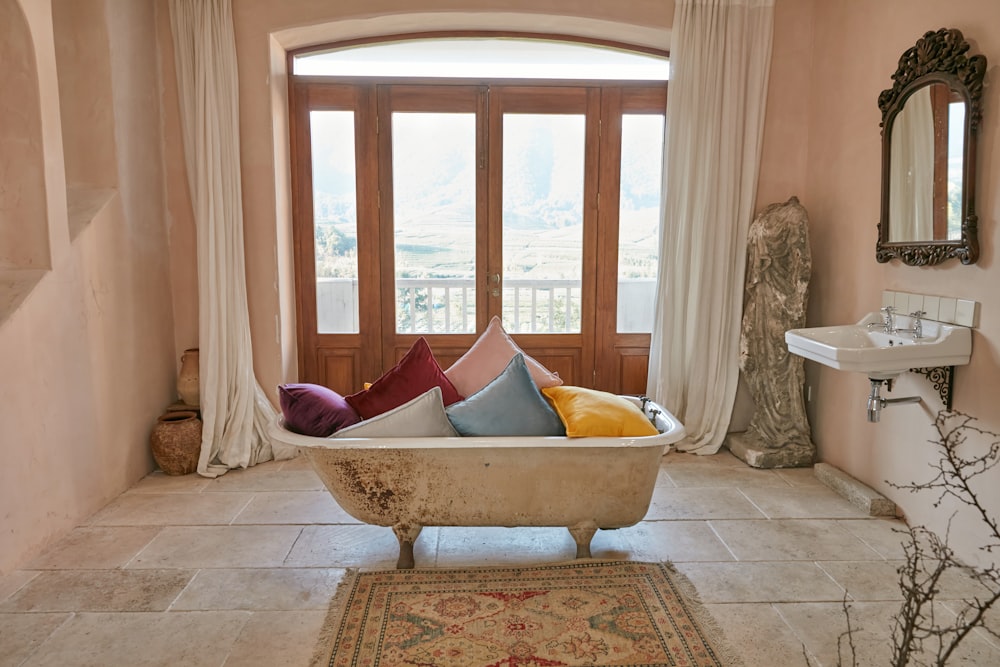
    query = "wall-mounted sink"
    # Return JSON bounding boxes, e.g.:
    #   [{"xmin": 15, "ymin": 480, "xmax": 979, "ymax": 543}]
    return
[{"xmin": 785, "ymin": 312, "xmax": 971, "ymax": 378}]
